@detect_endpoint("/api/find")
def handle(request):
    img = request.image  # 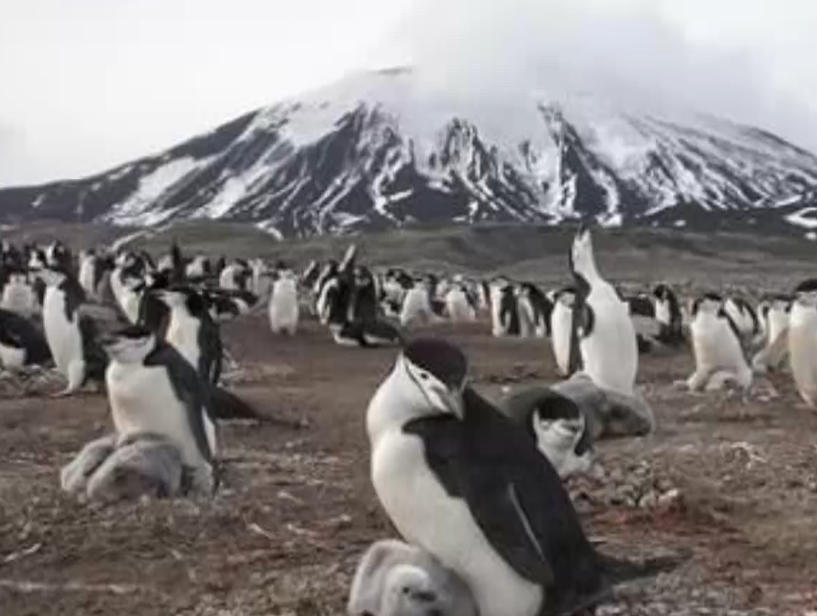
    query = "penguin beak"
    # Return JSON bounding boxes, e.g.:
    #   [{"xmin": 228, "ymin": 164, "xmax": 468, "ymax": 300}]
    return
[{"xmin": 443, "ymin": 389, "xmax": 465, "ymax": 419}]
